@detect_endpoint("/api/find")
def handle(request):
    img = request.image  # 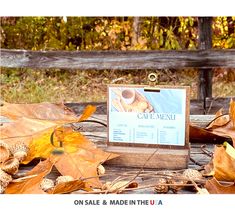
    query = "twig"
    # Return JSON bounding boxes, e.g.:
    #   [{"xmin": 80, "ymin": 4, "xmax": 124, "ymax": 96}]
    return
[
  {"xmin": 12, "ymin": 174, "xmax": 38, "ymax": 182},
  {"xmin": 200, "ymin": 145, "xmax": 213, "ymax": 157},
  {"xmin": 106, "ymin": 148, "xmax": 159, "ymax": 193},
  {"xmin": 190, "ymin": 157, "xmax": 203, "ymax": 166},
  {"xmin": 206, "ymin": 96, "xmax": 219, "ymax": 115}
]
